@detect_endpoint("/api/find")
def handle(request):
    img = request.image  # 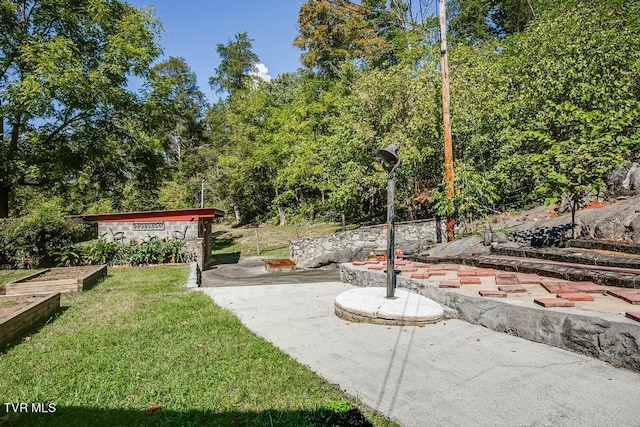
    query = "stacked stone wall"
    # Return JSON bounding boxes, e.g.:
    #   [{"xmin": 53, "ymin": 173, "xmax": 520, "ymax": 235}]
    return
[{"xmin": 290, "ymin": 220, "xmax": 445, "ymax": 268}]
